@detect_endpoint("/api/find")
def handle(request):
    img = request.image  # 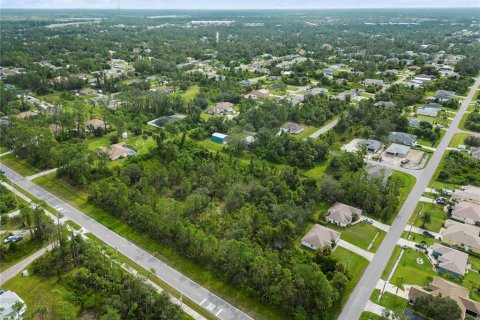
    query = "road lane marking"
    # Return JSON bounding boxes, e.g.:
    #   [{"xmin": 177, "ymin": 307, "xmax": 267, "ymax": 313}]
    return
[
  {"xmin": 199, "ymin": 298, "xmax": 206, "ymax": 306},
  {"xmin": 215, "ymin": 309, "xmax": 223, "ymax": 316}
]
